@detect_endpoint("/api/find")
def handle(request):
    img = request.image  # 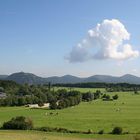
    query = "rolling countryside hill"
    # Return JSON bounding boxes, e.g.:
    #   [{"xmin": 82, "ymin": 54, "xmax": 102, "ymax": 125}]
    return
[{"xmin": 0, "ymin": 72, "xmax": 140, "ymax": 84}]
